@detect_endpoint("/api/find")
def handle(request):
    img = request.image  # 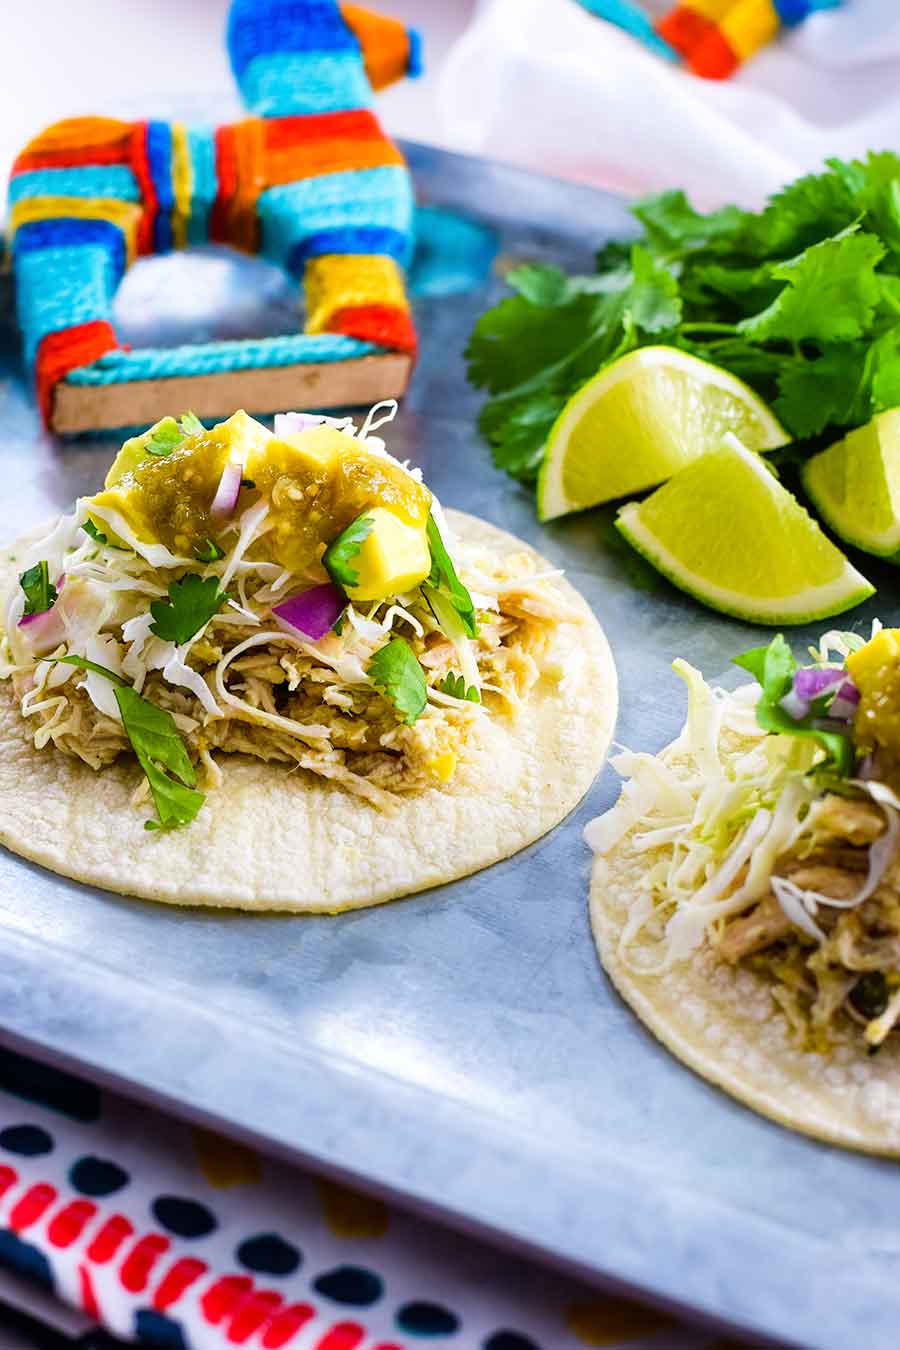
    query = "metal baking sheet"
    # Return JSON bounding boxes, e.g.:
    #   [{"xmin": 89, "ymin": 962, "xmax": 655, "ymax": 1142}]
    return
[{"xmin": 0, "ymin": 143, "xmax": 897, "ymax": 1350}]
